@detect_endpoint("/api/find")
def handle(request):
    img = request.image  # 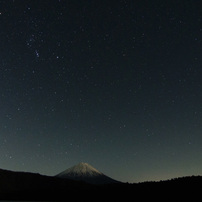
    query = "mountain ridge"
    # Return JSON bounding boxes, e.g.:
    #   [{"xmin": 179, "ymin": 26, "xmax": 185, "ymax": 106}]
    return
[{"xmin": 0, "ymin": 167, "xmax": 202, "ymax": 200}]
